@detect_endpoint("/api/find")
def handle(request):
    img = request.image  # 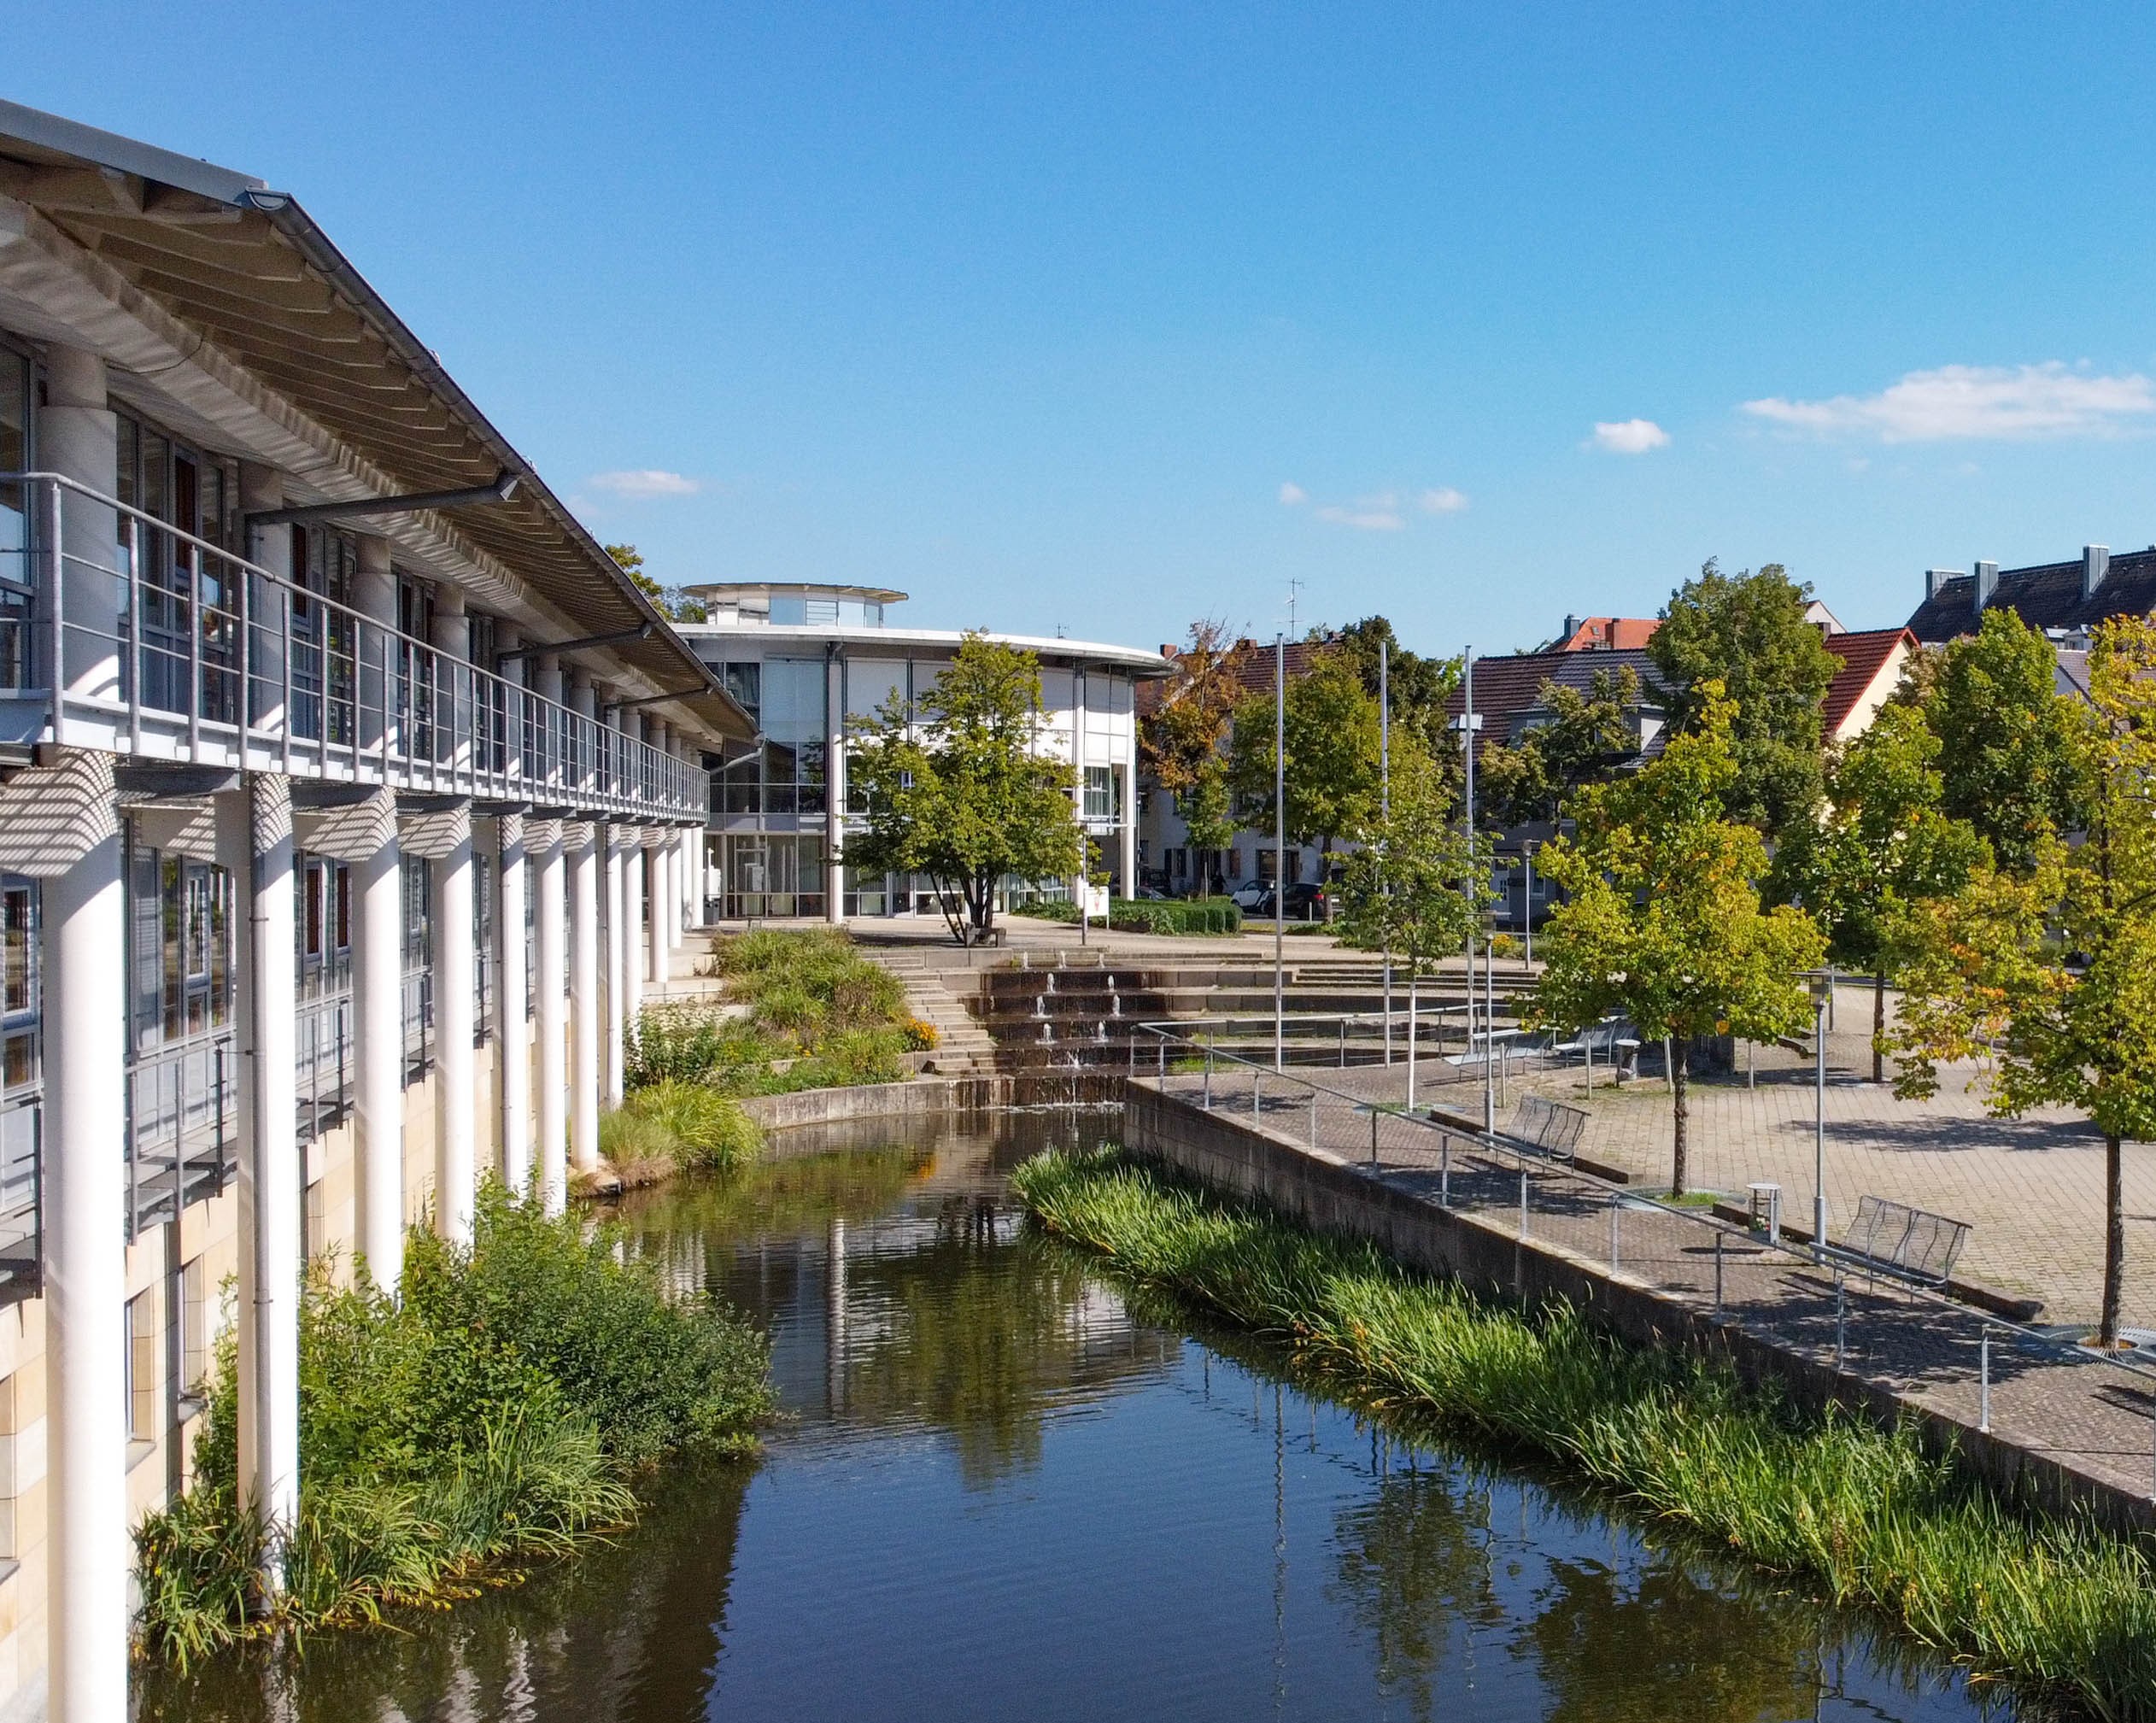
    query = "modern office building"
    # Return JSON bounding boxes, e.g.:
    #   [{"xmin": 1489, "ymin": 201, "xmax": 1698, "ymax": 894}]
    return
[
  {"xmin": 677, "ymin": 583, "xmax": 1170, "ymax": 920},
  {"xmin": 0, "ymin": 102, "xmax": 750, "ymax": 1720}
]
